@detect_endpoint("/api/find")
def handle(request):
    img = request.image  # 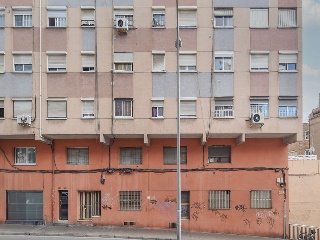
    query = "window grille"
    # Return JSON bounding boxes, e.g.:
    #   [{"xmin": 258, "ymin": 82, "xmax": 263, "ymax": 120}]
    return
[
  {"xmin": 163, "ymin": 146, "xmax": 187, "ymax": 165},
  {"xmin": 208, "ymin": 146, "xmax": 231, "ymax": 163},
  {"xmin": 120, "ymin": 147, "xmax": 142, "ymax": 165},
  {"xmin": 67, "ymin": 148, "xmax": 89, "ymax": 165},
  {"xmin": 181, "ymin": 191, "xmax": 190, "ymax": 219},
  {"xmin": 209, "ymin": 190, "xmax": 230, "ymax": 209},
  {"xmin": 250, "ymin": 190, "xmax": 272, "ymax": 209},
  {"xmin": 79, "ymin": 191, "xmax": 101, "ymax": 219},
  {"xmin": 119, "ymin": 191, "xmax": 142, "ymax": 211}
]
